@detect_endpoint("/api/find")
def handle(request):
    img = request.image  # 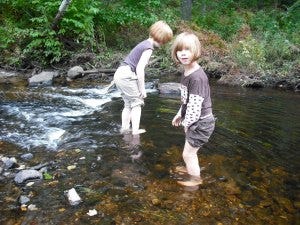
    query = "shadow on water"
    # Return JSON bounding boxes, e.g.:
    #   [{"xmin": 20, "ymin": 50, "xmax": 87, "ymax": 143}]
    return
[{"xmin": 0, "ymin": 79, "xmax": 299, "ymax": 224}]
